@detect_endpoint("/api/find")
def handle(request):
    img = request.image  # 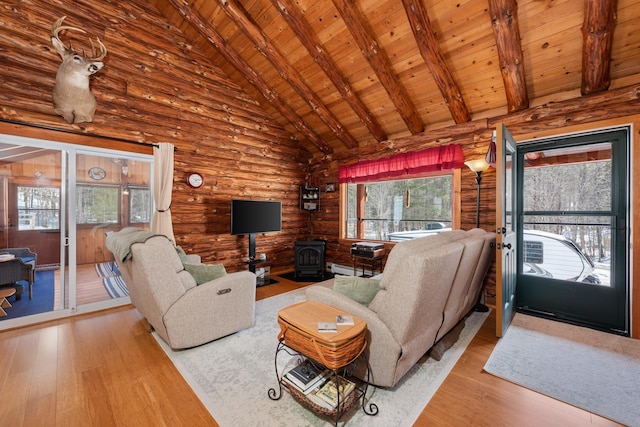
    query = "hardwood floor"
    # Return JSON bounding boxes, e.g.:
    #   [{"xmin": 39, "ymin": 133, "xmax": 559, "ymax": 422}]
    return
[{"xmin": 0, "ymin": 274, "xmax": 622, "ymax": 426}]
